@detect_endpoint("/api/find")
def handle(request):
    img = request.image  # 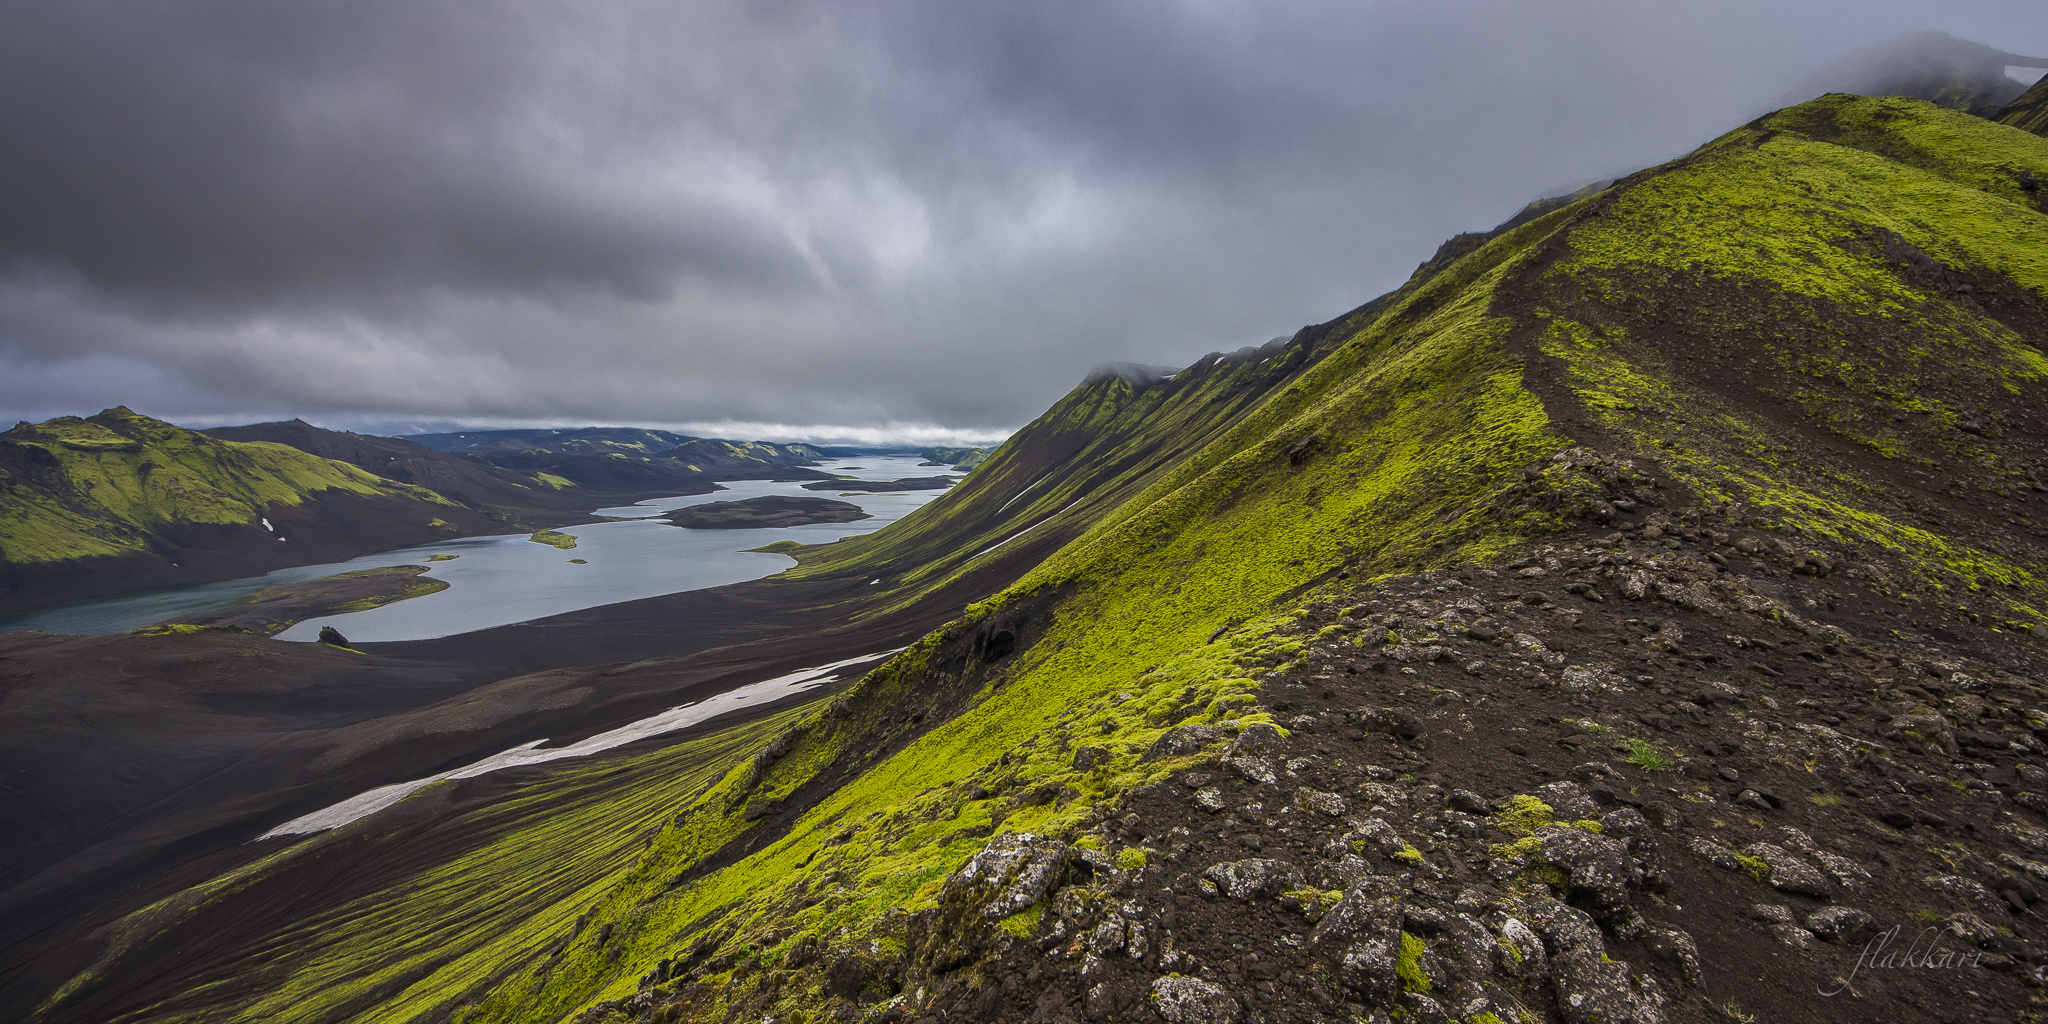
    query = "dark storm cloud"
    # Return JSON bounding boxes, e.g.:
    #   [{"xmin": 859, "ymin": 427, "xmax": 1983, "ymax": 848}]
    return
[{"xmin": 1, "ymin": 1, "xmax": 2042, "ymax": 437}]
